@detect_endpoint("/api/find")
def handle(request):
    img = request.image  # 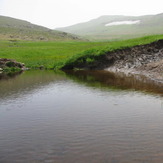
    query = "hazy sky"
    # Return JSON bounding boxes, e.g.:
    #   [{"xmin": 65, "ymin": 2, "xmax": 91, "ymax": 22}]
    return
[{"xmin": 0, "ymin": 0, "xmax": 162, "ymax": 29}]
